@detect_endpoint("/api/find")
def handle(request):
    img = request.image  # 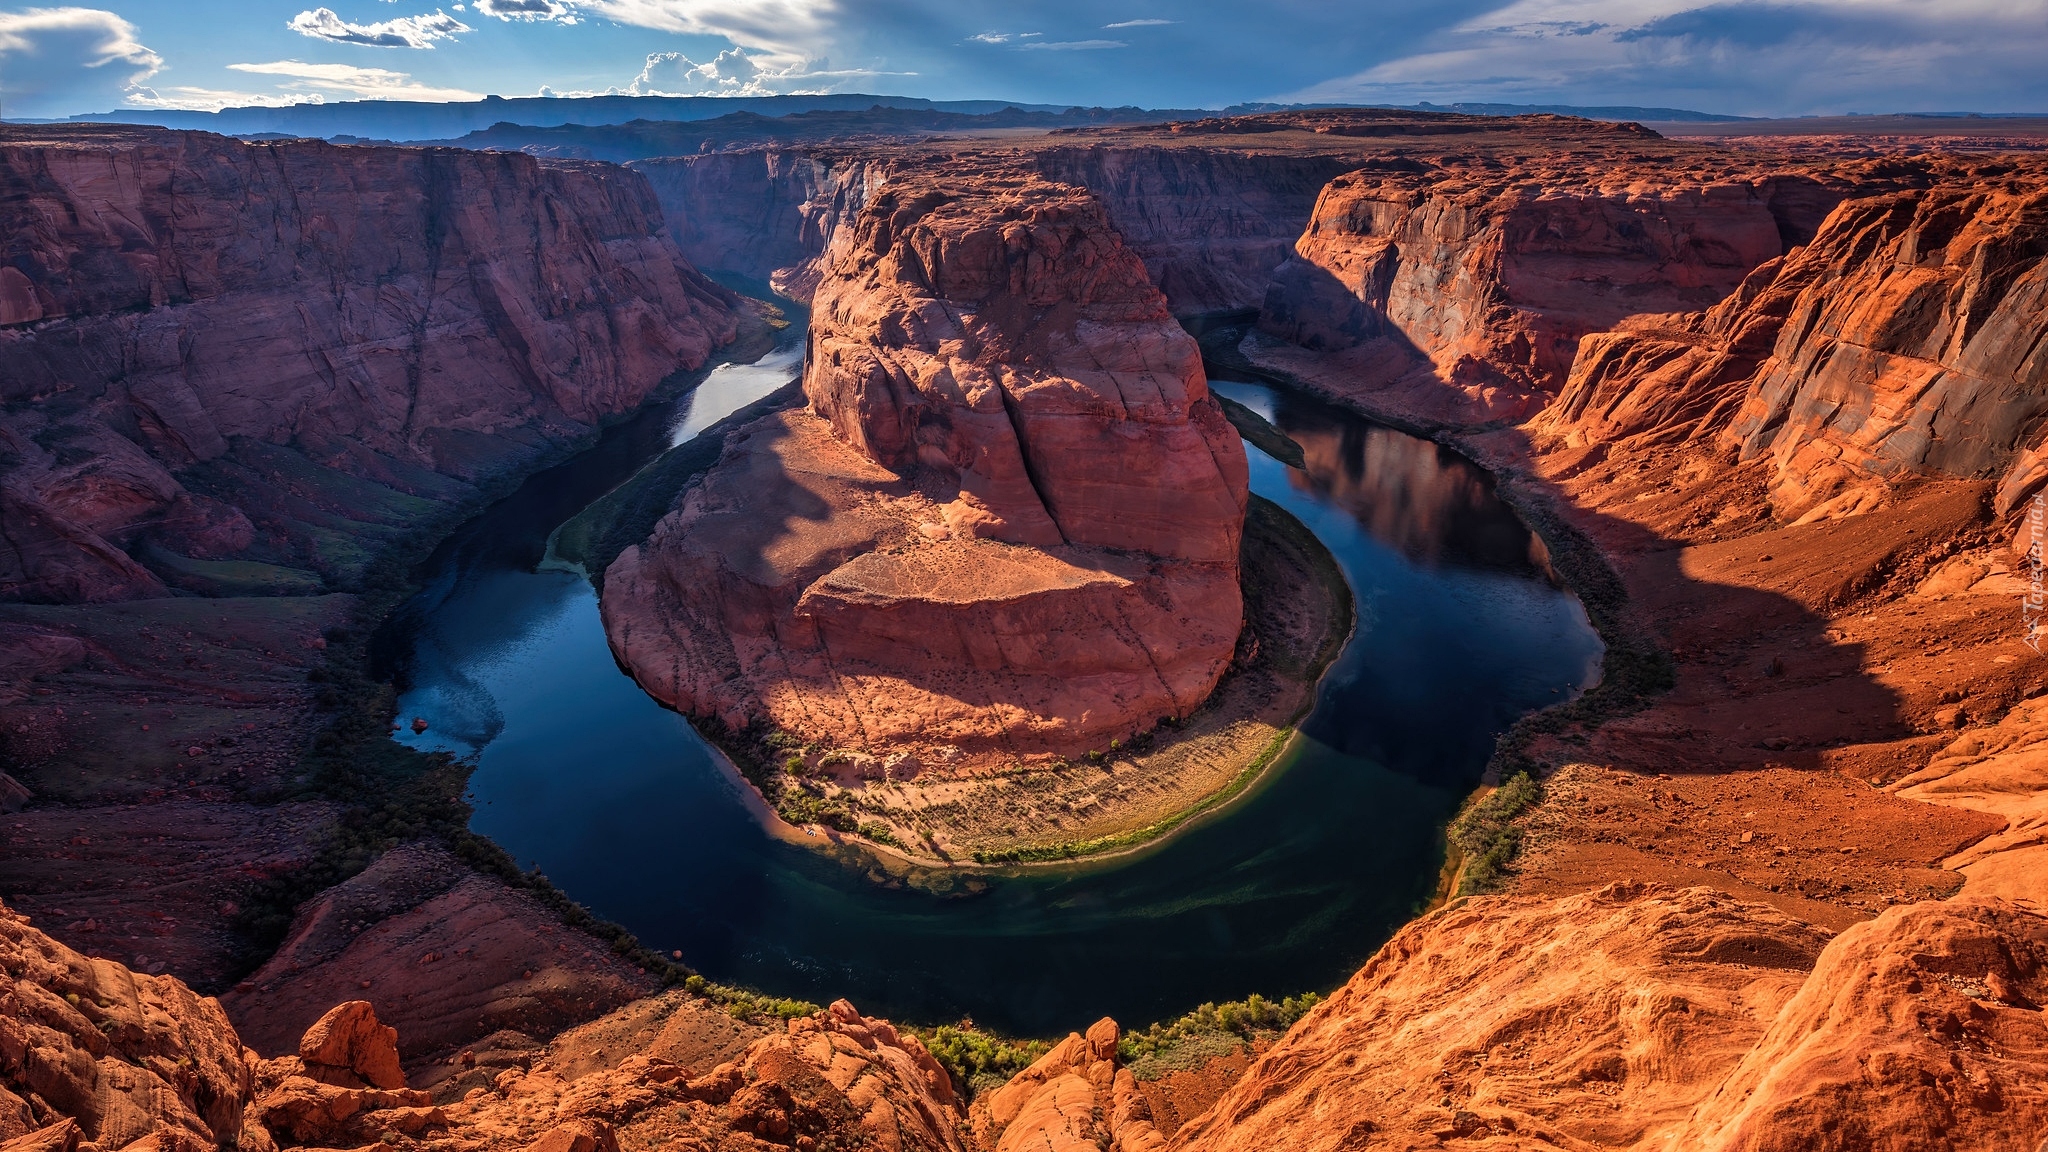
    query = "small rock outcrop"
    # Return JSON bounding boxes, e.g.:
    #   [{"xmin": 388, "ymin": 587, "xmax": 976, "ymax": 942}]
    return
[
  {"xmin": 973, "ymin": 1017, "xmax": 1168, "ymax": 1152},
  {"xmin": 603, "ymin": 174, "xmax": 1248, "ymax": 769}
]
